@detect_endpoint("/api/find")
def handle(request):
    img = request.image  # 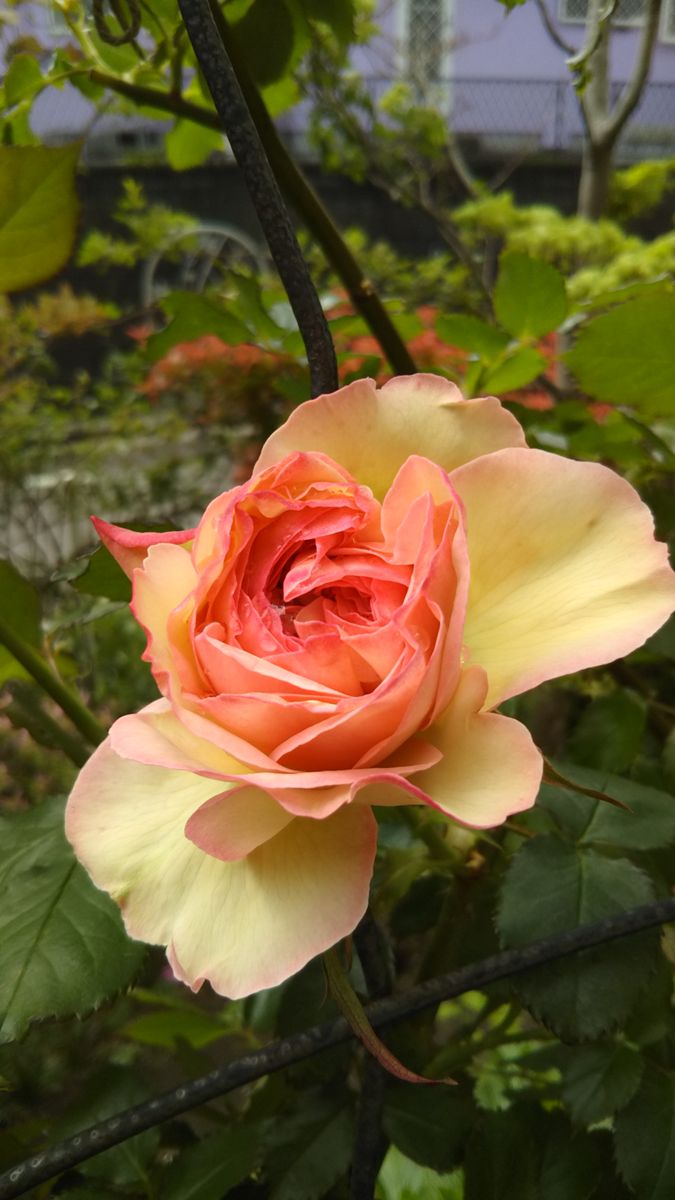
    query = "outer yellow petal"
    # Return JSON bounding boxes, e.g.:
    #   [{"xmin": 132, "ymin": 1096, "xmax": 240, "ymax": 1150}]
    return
[
  {"xmin": 451, "ymin": 448, "xmax": 675, "ymax": 707},
  {"xmin": 414, "ymin": 668, "xmax": 542, "ymax": 826},
  {"xmin": 254, "ymin": 375, "xmax": 525, "ymax": 499},
  {"xmin": 65, "ymin": 741, "xmax": 377, "ymax": 999}
]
